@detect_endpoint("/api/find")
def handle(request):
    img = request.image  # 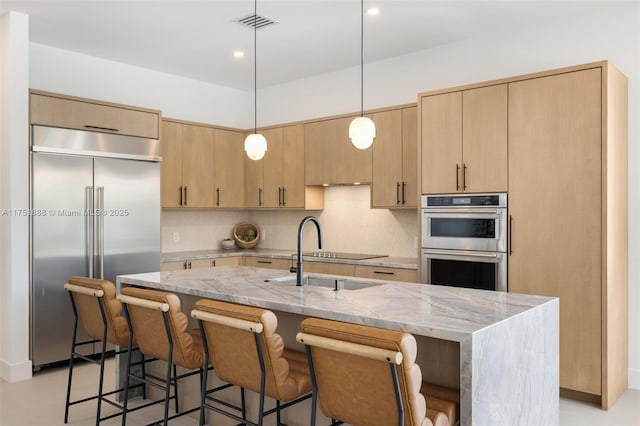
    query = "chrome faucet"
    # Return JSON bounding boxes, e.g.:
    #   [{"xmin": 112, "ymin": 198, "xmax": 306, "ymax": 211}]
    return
[{"xmin": 290, "ymin": 215, "xmax": 322, "ymax": 286}]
